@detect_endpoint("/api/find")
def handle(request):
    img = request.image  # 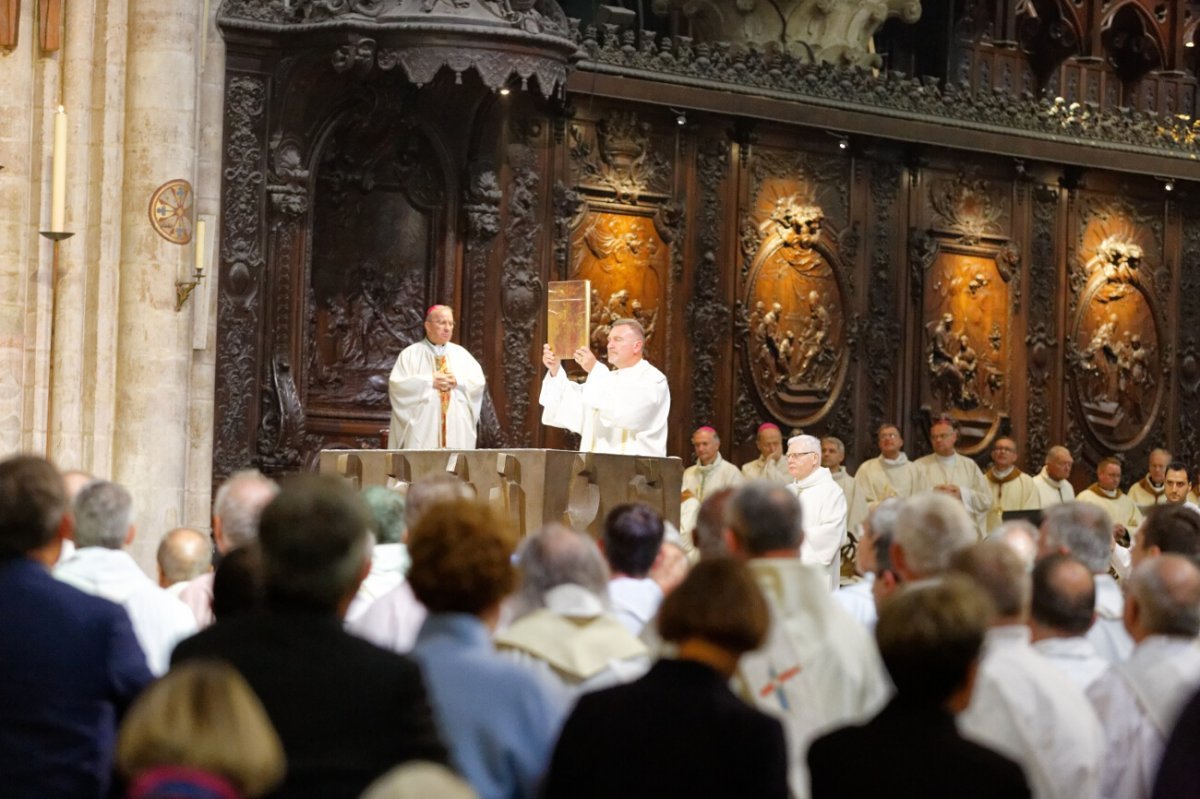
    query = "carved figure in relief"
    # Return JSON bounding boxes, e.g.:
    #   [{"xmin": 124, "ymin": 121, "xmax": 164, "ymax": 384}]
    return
[
  {"xmin": 1093, "ymin": 238, "xmax": 1143, "ymax": 303},
  {"xmin": 631, "ymin": 299, "xmax": 658, "ymax": 343}
]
